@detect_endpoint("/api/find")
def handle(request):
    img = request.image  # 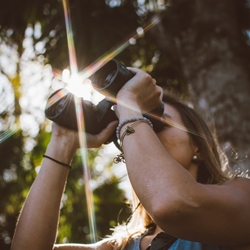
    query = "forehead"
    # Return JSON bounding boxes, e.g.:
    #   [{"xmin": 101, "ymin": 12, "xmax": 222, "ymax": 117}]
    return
[
  {"xmin": 163, "ymin": 103, "xmax": 184, "ymax": 125},
  {"xmin": 161, "ymin": 103, "xmax": 193, "ymax": 141}
]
